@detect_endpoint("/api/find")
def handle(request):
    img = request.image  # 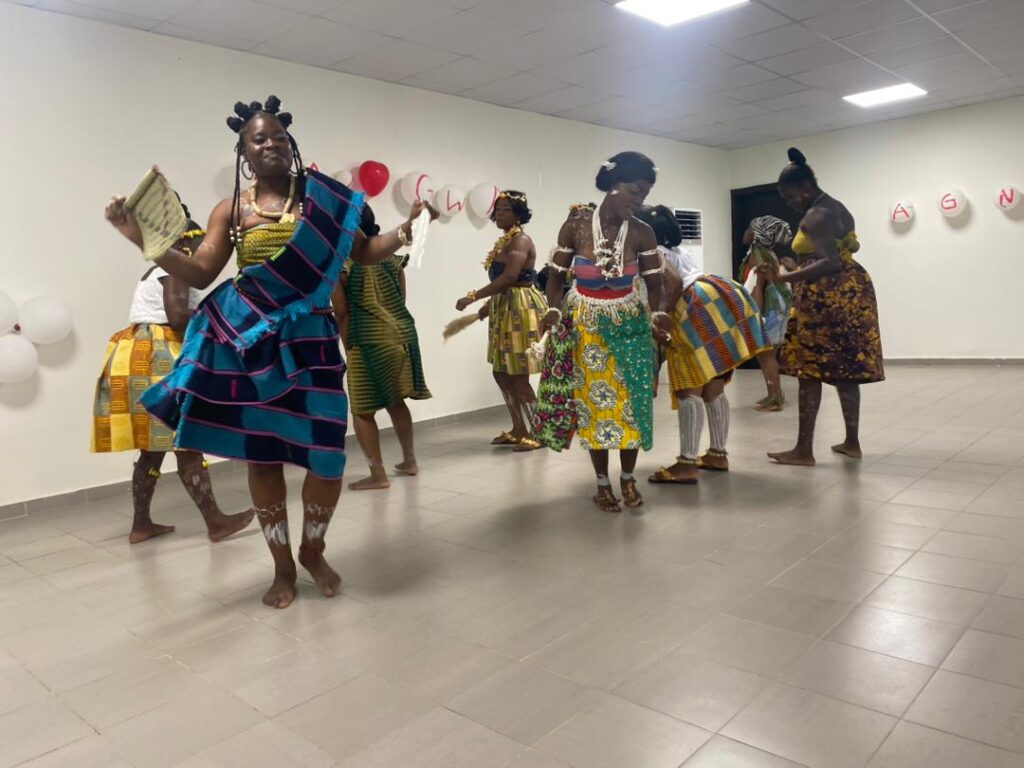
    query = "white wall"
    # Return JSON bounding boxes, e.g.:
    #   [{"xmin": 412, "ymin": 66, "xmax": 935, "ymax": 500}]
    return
[
  {"xmin": 0, "ymin": 4, "xmax": 731, "ymax": 506},
  {"xmin": 729, "ymin": 96, "xmax": 1024, "ymax": 362}
]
